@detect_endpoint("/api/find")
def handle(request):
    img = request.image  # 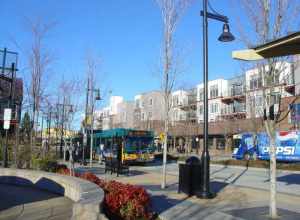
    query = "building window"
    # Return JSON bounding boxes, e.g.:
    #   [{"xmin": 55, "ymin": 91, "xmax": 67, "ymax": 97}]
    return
[
  {"xmin": 135, "ymin": 100, "xmax": 140, "ymax": 108},
  {"xmin": 173, "ymin": 110, "xmax": 178, "ymax": 121},
  {"xmin": 141, "ymin": 113, "xmax": 145, "ymax": 120},
  {"xmin": 199, "ymin": 88, "xmax": 204, "ymax": 101},
  {"xmin": 256, "ymin": 96, "xmax": 263, "ymax": 107},
  {"xmin": 149, "ymin": 98, "xmax": 153, "ymax": 106},
  {"xmin": 250, "ymin": 75, "xmax": 262, "ymax": 90},
  {"xmin": 199, "ymin": 105, "xmax": 203, "ymax": 115},
  {"xmin": 148, "ymin": 112, "xmax": 152, "ymax": 120},
  {"xmin": 210, "ymin": 103, "xmax": 219, "ymax": 113},
  {"xmin": 210, "ymin": 85, "xmax": 218, "ymax": 98},
  {"xmin": 267, "ymin": 93, "xmax": 281, "ymax": 105},
  {"xmin": 172, "ymin": 95, "xmax": 179, "ymax": 106},
  {"xmin": 273, "ymin": 70, "xmax": 280, "ymax": 85}
]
